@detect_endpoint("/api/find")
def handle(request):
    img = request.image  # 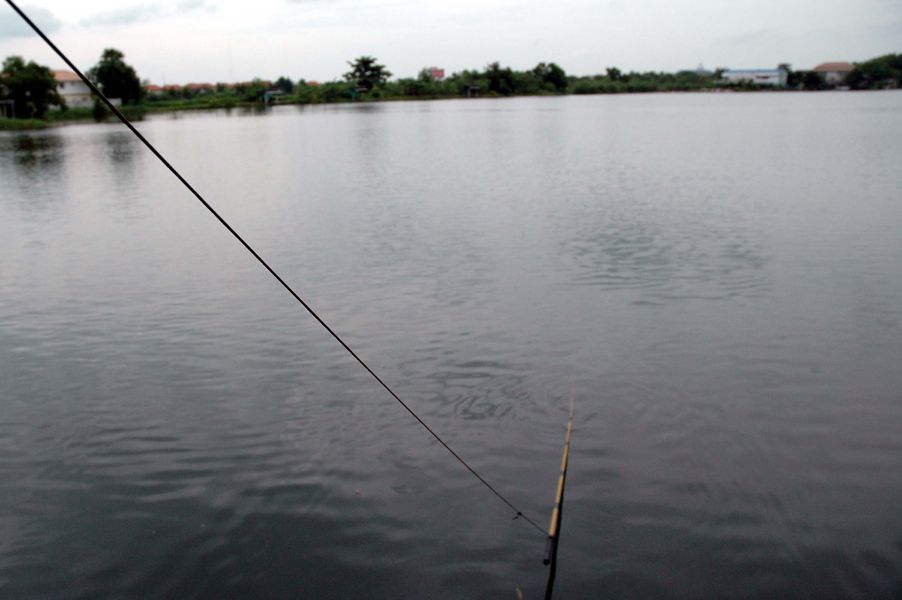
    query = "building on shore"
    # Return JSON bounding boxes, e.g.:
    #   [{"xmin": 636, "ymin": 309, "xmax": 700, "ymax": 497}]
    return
[
  {"xmin": 51, "ymin": 69, "xmax": 123, "ymax": 108},
  {"xmin": 52, "ymin": 70, "xmax": 92, "ymax": 108},
  {"xmin": 811, "ymin": 62, "xmax": 854, "ymax": 86},
  {"xmin": 185, "ymin": 82, "xmax": 216, "ymax": 94},
  {"xmin": 695, "ymin": 64, "xmax": 713, "ymax": 77},
  {"xmin": 721, "ymin": 67, "xmax": 788, "ymax": 87}
]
